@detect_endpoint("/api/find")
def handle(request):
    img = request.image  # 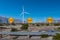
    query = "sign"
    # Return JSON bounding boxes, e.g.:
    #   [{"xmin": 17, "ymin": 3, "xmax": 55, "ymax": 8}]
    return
[
  {"xmin": 8, "ymin": 17, "xmax": 14, "ymax": 24},
  {"xmin": 27, "ymin": 17, "xmax": 32, "ymax": 23},
  {"xmin": 47, "ymin": 17, "xmax": 53, "ymax": 23}
]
